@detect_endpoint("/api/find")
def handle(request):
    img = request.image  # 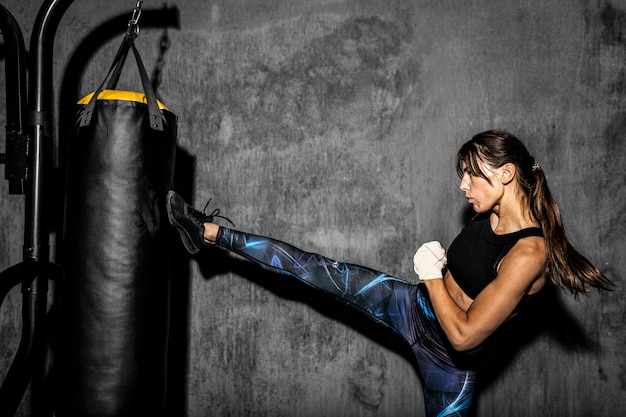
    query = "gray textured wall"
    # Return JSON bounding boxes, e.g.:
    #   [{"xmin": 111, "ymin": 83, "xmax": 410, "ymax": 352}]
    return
[{"xmin": 1, "ymin": 0, "xmax": 625, "ymax": 416}]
